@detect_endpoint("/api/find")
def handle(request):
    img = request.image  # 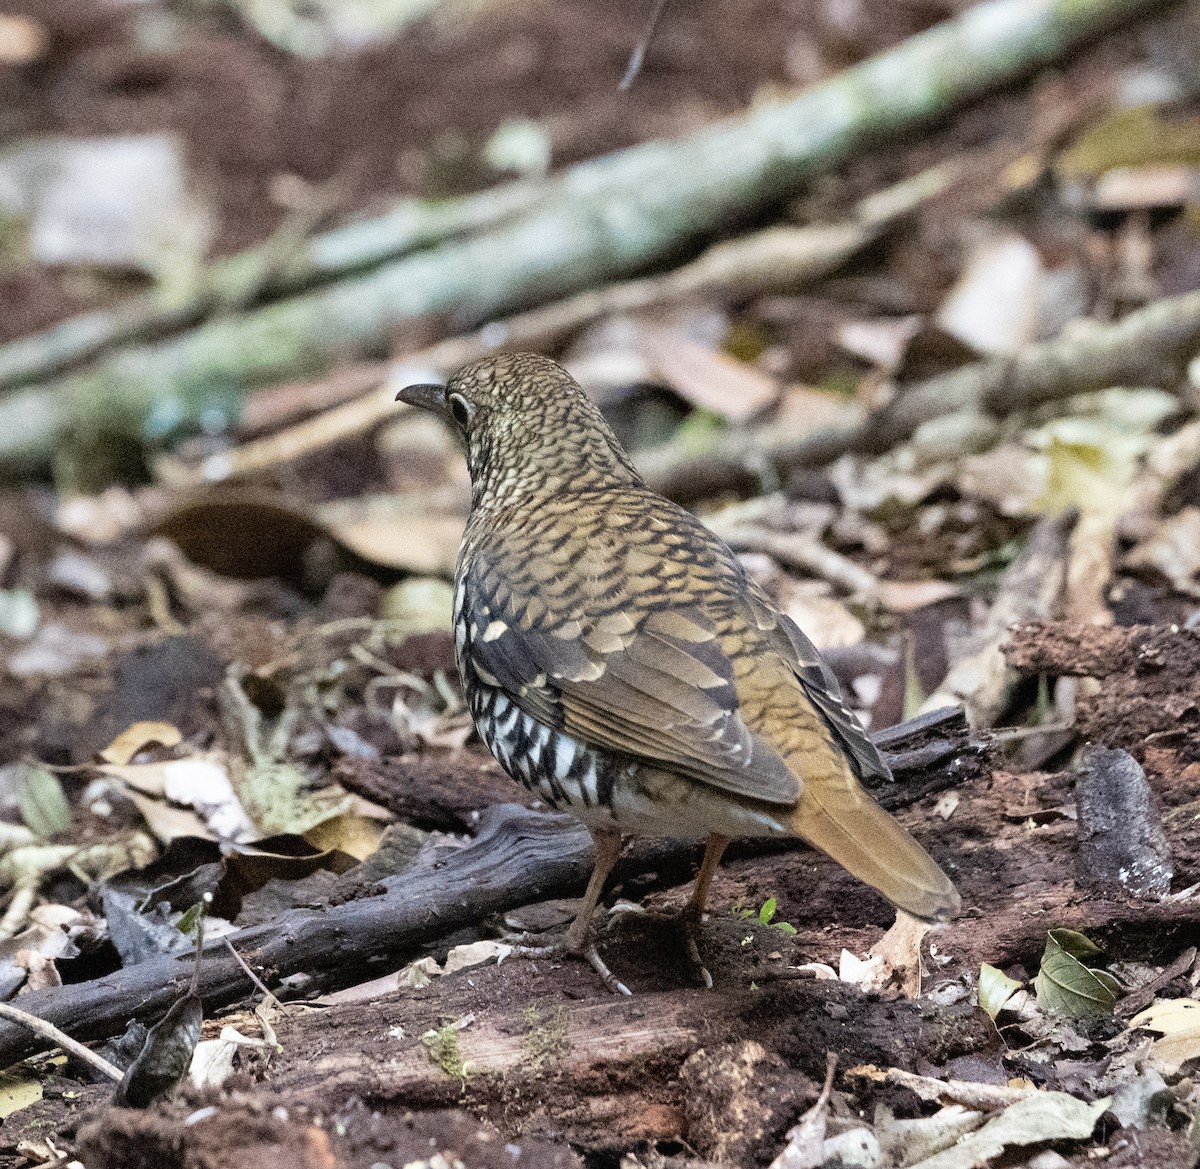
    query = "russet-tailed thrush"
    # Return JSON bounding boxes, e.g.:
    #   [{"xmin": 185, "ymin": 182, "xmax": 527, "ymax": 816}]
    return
[{"xmin": 399, "ymin": 353, "xmax": 959, "ymax": 992}]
